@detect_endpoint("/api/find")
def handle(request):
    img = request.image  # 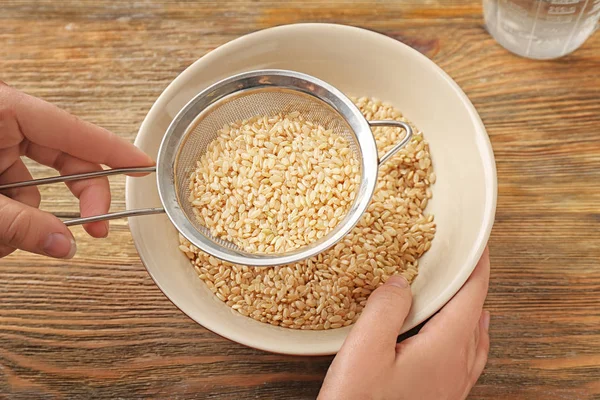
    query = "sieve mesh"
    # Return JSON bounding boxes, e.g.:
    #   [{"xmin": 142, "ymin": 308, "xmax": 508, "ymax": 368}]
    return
[{"xmin": 173, "ymin": 87, "xmax": 363, "ymax": 256}]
